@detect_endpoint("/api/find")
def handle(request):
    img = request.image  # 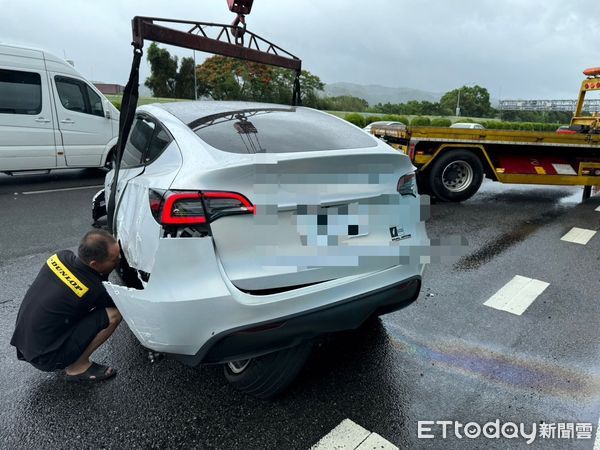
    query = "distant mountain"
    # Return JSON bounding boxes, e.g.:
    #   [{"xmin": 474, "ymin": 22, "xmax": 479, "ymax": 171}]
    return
[{"xmin": 323, "ymin": 82, "xmax": 442, "ymax": 106}]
